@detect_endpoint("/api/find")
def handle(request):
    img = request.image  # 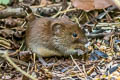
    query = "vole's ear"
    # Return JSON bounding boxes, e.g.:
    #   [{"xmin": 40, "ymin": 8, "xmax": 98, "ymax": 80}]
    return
[{"xmin": 51, "ymin": 22, "xmax": 64, "ymax": 35}]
